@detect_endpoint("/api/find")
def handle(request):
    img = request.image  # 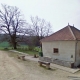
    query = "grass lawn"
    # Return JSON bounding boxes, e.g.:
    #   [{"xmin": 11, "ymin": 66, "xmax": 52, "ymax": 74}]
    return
[
  {"xmin": 0, "ymin": 46, "xmax": 41, "ymax": 56},
  {"xmin": 0, "ymin": 41, "xmax": 41, "ymax": 56},
  {"xmin": 0, "ymin": 41, "xmax": 10, "ymax": 49},
  {"xmin": 16, "ymin": 45, "xmax": 41, "ymax": 56},
  {"xmin": 16, "ymin": 48, "xmax": 40, "ymax": 56}
]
